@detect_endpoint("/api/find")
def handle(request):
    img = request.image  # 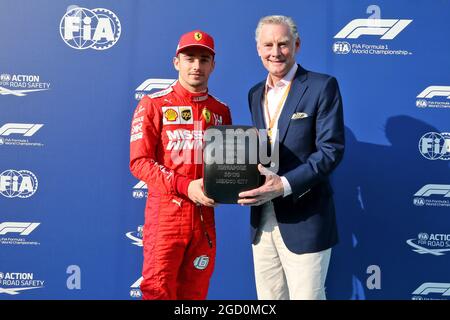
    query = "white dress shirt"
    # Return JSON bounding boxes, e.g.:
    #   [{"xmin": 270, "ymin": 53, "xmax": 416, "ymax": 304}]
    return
[{"xmin": 263, "ymin": 64, "xmax": 297, "ymax": 197}]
